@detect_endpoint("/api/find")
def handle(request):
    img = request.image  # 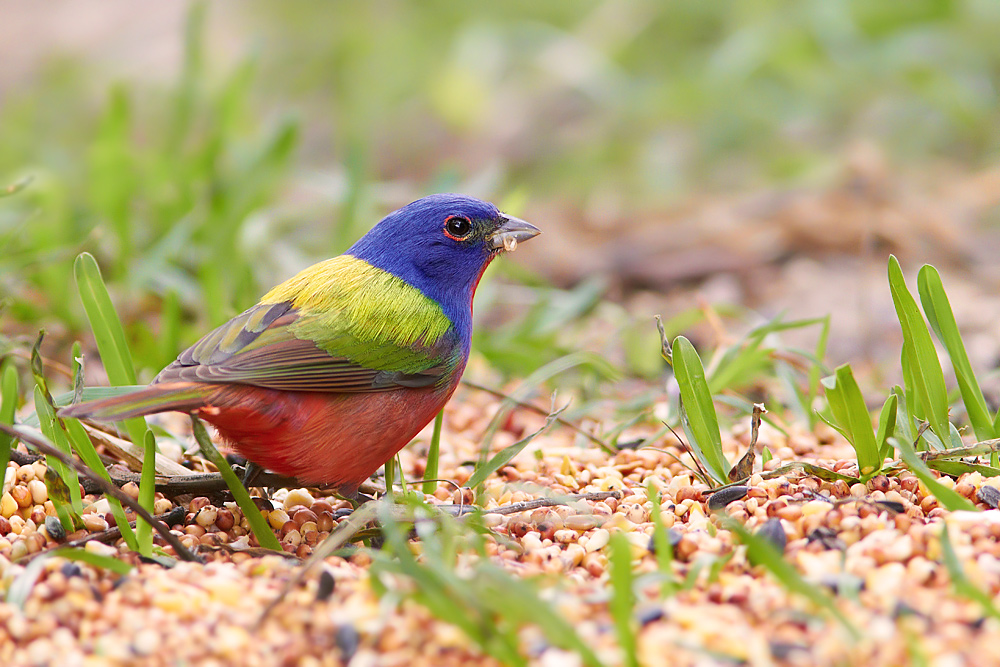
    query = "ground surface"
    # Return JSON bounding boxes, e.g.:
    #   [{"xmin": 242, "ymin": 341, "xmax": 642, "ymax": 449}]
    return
[{"xmin": 4, "ymin": 375, "xmax": 1000, "ymax": 666}]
